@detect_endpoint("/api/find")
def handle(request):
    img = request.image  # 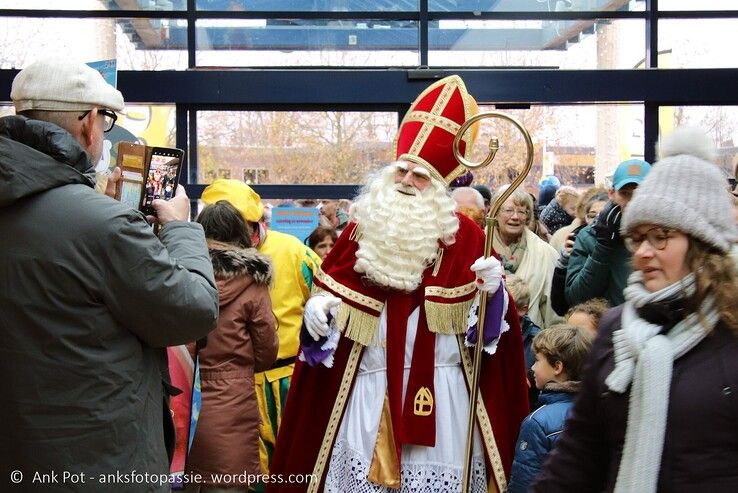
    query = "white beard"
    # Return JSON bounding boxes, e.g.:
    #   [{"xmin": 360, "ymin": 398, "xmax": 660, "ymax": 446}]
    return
[{"xmin": 351, "ymin": 164, "xmax": 459, "ymax": 292}]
